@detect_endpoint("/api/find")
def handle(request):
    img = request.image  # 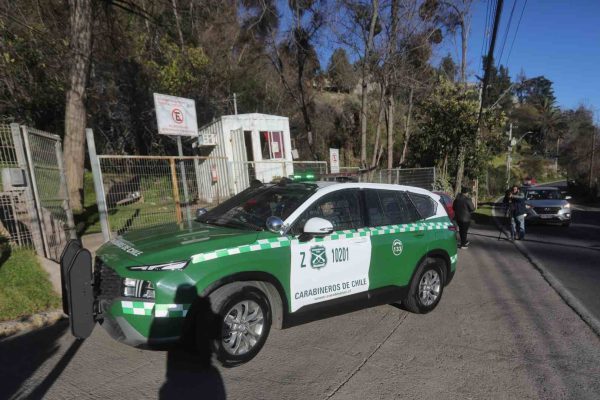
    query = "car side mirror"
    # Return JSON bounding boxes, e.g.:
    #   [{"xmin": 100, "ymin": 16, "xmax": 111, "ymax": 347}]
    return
[
  {"xmin": 303, "ymin": 217, "xmax": 334, "ymax": 236},
  {"xmin": 196, "ymin": 208, "xmax": 208, "ymax": 219},
  {"xmin": 266, "ymin": 216, "xmax": 284, "ymax": 234}
]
